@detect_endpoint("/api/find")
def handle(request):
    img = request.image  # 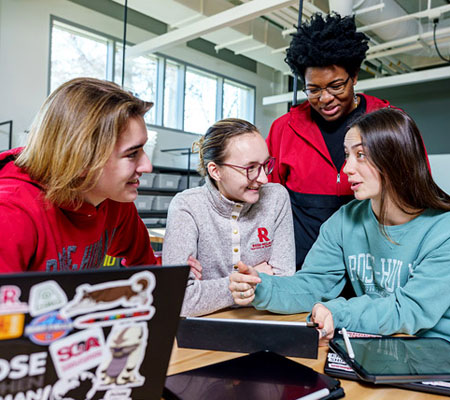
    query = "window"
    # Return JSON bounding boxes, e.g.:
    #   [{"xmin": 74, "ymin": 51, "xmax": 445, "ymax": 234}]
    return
[
  {"xmin": 115, "ymin": 46, "xmax": 158, "ymax": 125},
  {"xmin": 50, "ymin": 21, "xmax": 108, "ymax": 93},
  {"xmin": 184, "ymin": 67, "xmax": 218, "ymax": 134},
  {"xmin": 164, "ymin": 60, "xmax": 183, "ymax": 129},
  {"xmin": 49, "ymin": 19, "xmax": 255, "ymax": 135},
  {"xmin": 223, "ymin": 79, "xmax": 255, "ymax": 122}
]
